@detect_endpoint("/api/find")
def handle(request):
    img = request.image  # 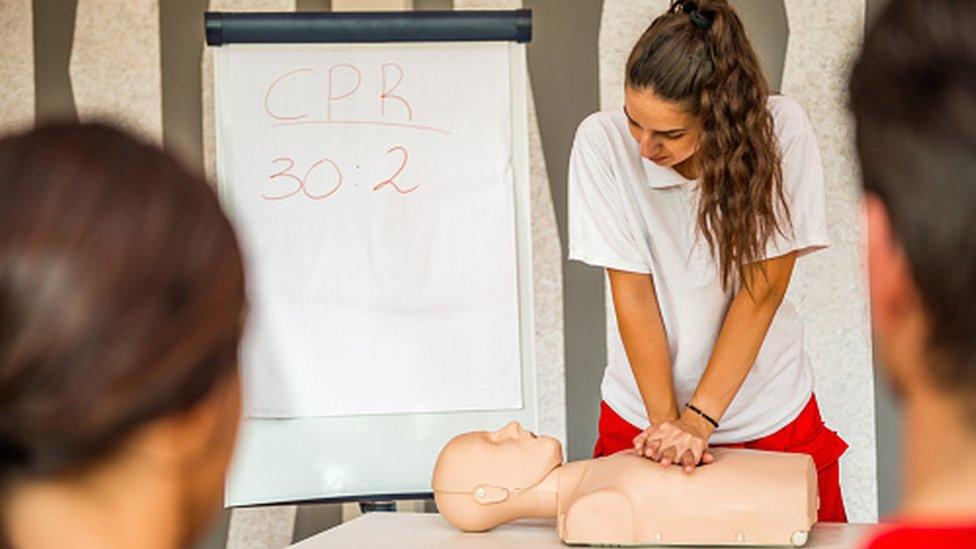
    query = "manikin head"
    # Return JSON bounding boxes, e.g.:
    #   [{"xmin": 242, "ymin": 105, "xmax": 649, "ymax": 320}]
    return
[{"xmin": 431, "ymin": 422, "xmax": 562, "ymax": 531}]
